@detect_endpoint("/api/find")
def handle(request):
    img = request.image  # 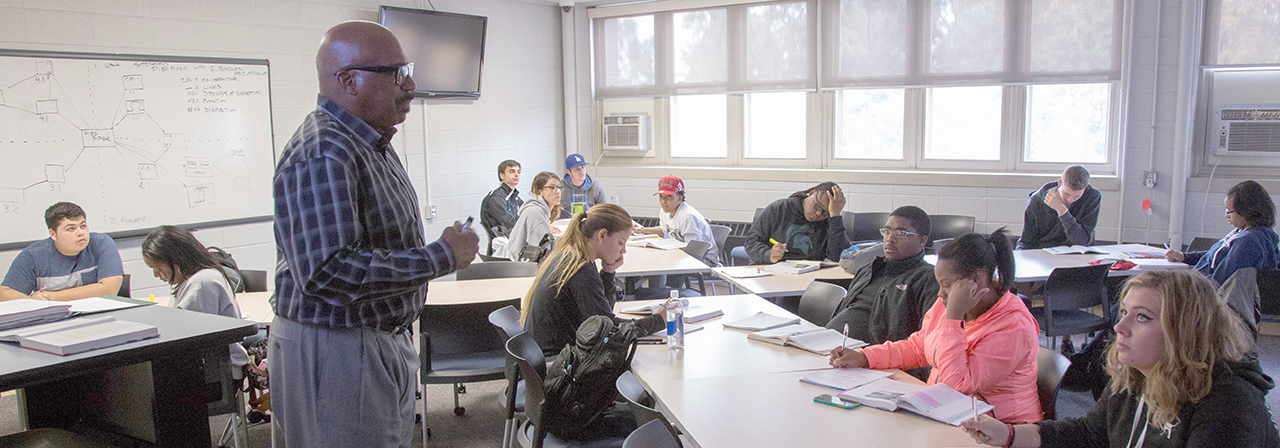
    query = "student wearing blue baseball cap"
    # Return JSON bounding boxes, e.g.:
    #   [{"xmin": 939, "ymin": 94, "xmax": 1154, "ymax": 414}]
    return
[{"xmin": 561, "ymin": 153, "xmax": 607, "ymax": 218}]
